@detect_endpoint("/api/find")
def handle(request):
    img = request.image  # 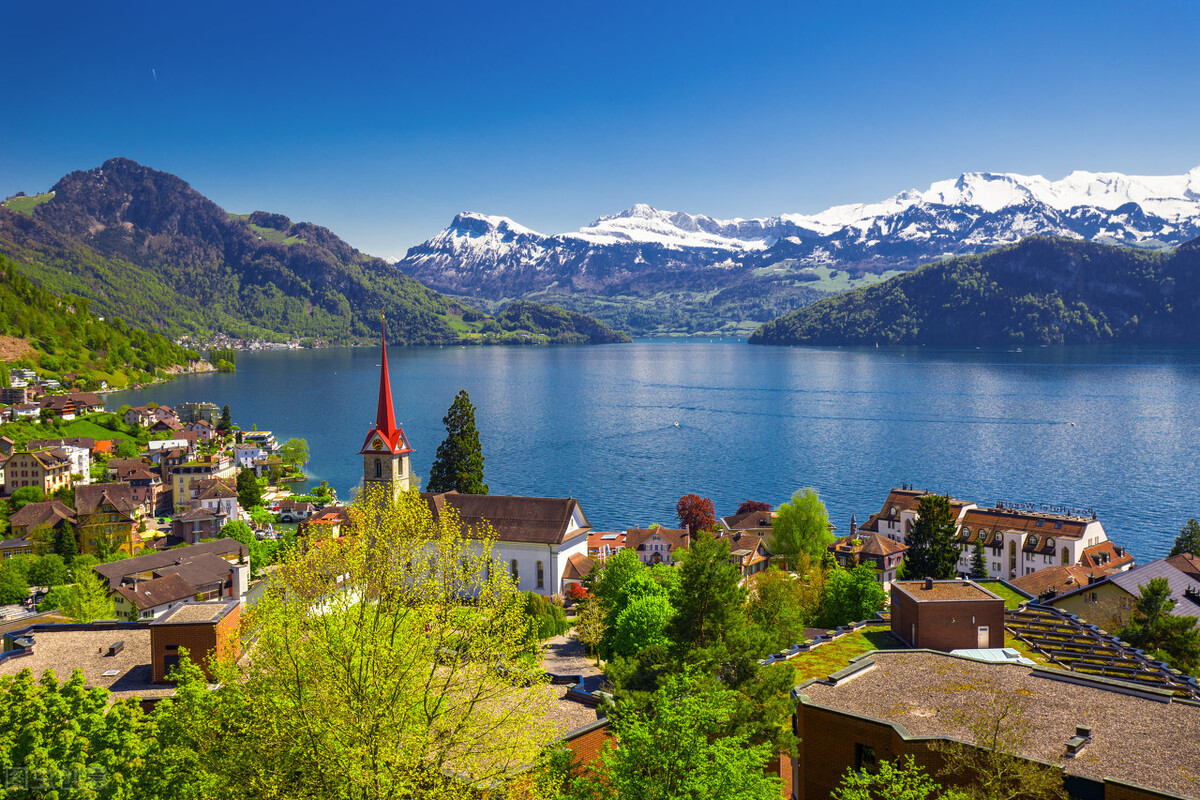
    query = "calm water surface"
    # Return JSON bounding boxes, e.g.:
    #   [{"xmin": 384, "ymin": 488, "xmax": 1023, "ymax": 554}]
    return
[{"xmin": 108, "ymin": 341, "xmax": 1200, "ymax": 561}]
